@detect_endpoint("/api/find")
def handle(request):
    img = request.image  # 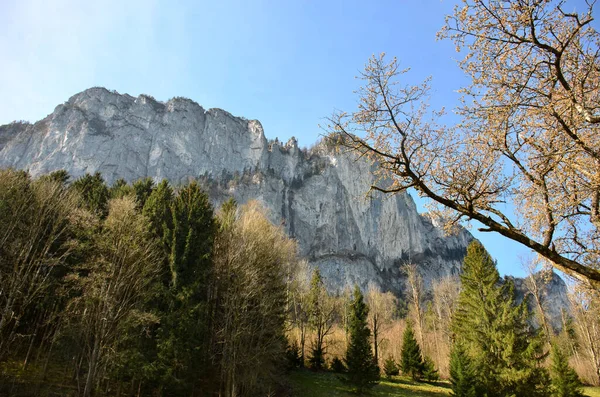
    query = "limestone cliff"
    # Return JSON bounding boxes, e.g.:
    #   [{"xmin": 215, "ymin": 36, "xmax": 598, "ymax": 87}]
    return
[{"xmin": 0, "ymin": 88, "xmax": 568, "ymax": 308}]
